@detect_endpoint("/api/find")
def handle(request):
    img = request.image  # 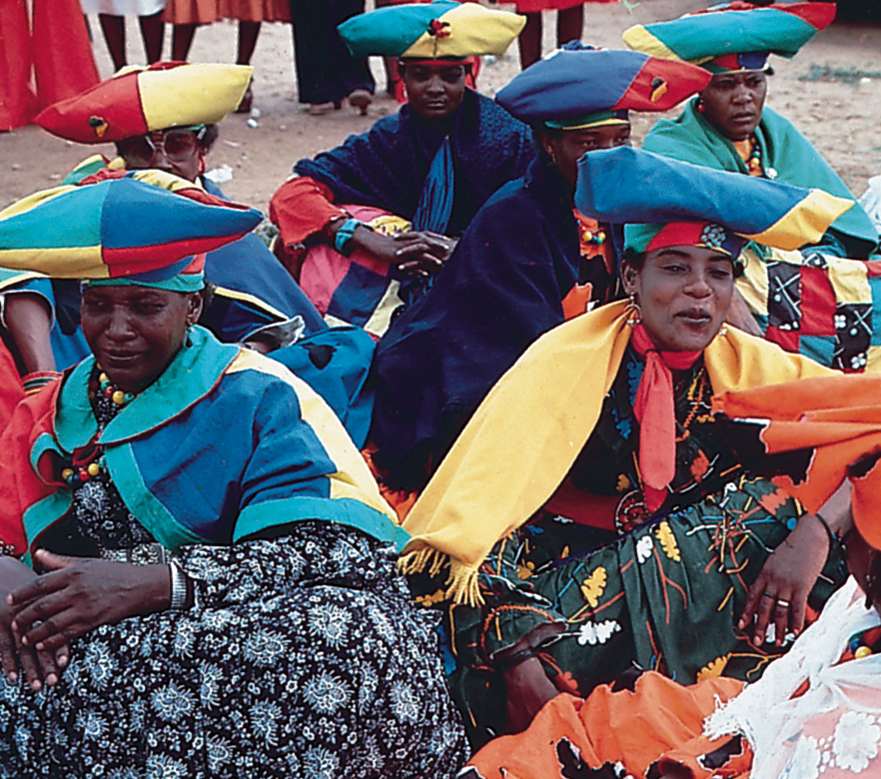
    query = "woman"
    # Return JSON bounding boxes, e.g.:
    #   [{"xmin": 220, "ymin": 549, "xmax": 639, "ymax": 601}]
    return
[
  {"xmin": 465, "ymin": 525, "xmax": 881, "ymax": 779},
  {"xmin": 82, "ymin": 0, "xmax": 166, "ymax": 71},
  {"xmin": 270, "ymin": 0, "xmax": 533, "ymax": 336},
  {"xmin": 0, "ymin": 176, "xmax": 467, "ymax": 777},
  {"xmin": 400, "ymin": 147, "xmax": 856, "ymax": 748},
  {"xmin": 14, "ymin": 63, "xmax": 377, "ymax": 446},
  {"xmin": 625, "ymin": 2, "xmax": 881, "ymax": 370},
  {"xmin": 369, "ymin": 45, "xmax": 712, "ymax": 495}
]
